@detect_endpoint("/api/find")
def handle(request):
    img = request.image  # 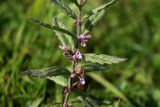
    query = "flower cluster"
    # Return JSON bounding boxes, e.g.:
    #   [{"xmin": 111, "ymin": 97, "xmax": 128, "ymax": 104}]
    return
[
  {"xmin": 70, "ymin": 67, "xmax": 85, "ymax": 85},
  {"xmin": 77, "ymin": 34, "xmax": 92, "ymax": 47},
  {"xmin": 59, "ymin": 45, "xmax": 82, "ymax": 62},
  {"xmin": 62, "ymin": 67, "xmax": 85, "ymax": 94},
  {"xmin": 59, "ymin": 34, "xmax": 92, "ymax": 90}
]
